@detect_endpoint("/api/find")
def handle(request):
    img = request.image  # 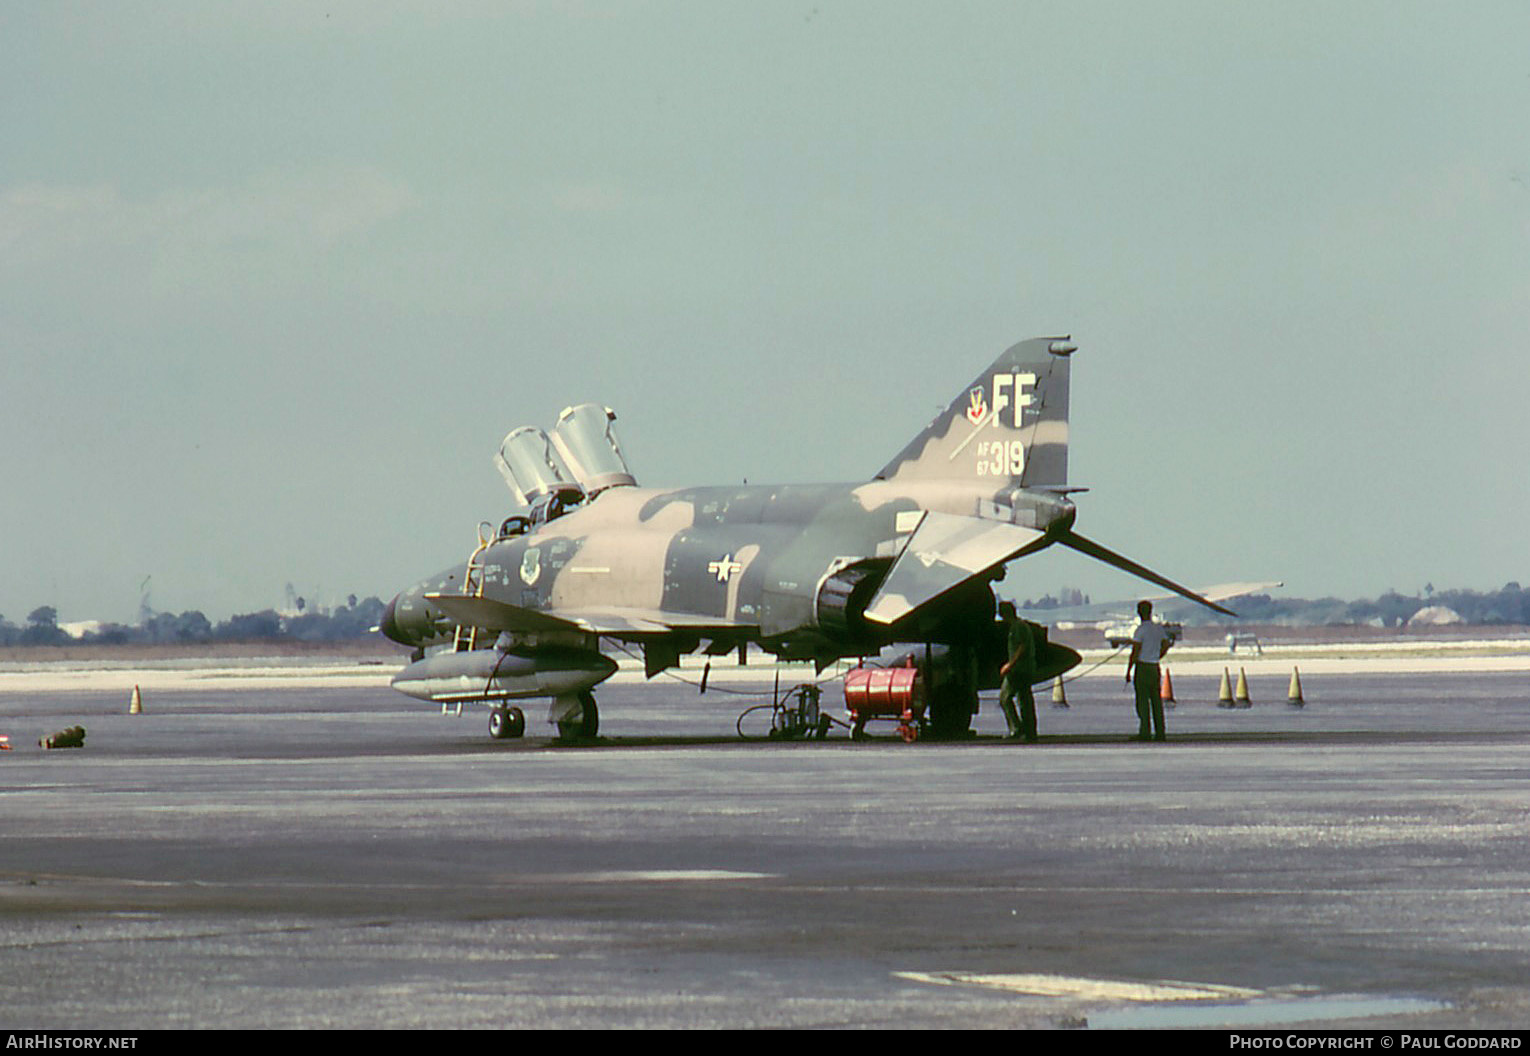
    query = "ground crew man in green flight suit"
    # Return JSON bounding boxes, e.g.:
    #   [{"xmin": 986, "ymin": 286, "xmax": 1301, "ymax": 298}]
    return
[{"xmin": 998, "ymin": 601, "xmax": 1038, "ymax": 742}]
